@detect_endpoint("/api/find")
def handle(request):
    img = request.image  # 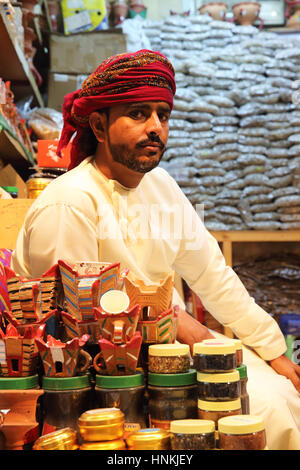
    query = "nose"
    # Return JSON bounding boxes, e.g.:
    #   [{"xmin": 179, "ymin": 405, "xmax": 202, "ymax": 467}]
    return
[{"xmin": 145, "ymin": 111, "xmax": 162, "ymax": 135}]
